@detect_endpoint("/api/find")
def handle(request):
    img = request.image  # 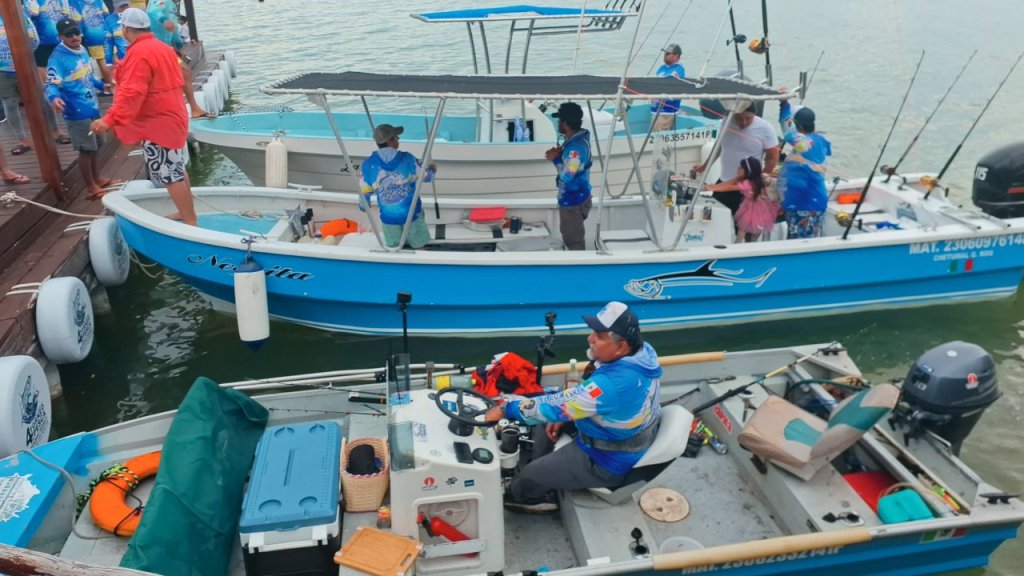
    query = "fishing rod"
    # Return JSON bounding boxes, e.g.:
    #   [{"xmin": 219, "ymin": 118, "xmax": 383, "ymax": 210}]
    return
[
  {"xmin": 726, "ymin": 0, "xmax": 745, "ymax": 78},
  {"xmin": 645, "ymin": 0, "xmax": 696, "ymax": 75},
  {"xmin": 801, "ymin": 50, "xmax": 825, "ymax": 103},
  {"xmin": 760, "ymin": 0, "xmax": 772, "ymax": 85},
  {"xmin": 698, "ymin": 0, "xmax": 735, "ymax": 79},
  {"xmin": 689, "ymin": 342, "xmax": 844, "ymax": 415},
  {"xmin": 924, "ymin": 49, "xmax": 1024, "ymax": 200},
  {"xmin": 423, "ymin": 113, "xmax": 441, "ymax": 219},
  {"xmin": 842, "ymin": 51, "xmax": 925, "ymax": 241},
  {"xmin": 882, "ymin": 50, "xmax": 976, "ymax": 184}
]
